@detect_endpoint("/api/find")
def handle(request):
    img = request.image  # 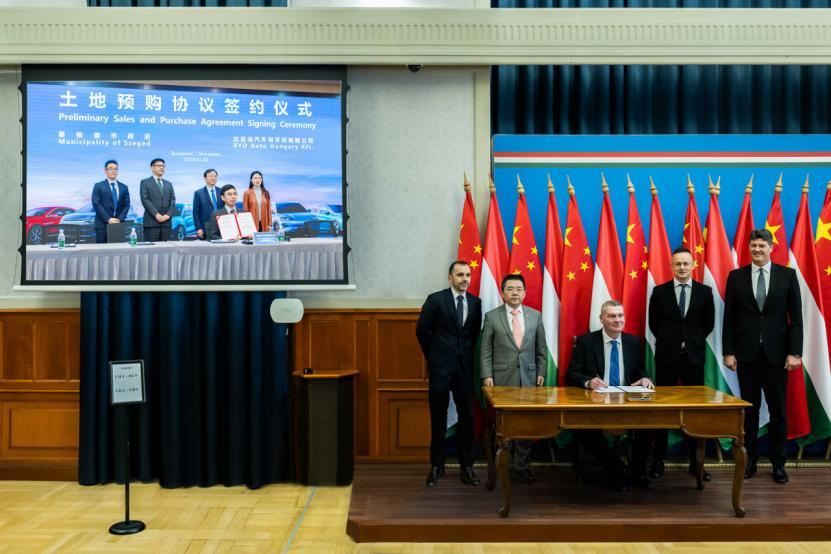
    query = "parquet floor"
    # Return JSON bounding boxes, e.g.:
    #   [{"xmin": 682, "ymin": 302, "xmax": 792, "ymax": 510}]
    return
[{"xmin": 0, "ymin": 479, "xmax": 829, "ymax": 553}]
